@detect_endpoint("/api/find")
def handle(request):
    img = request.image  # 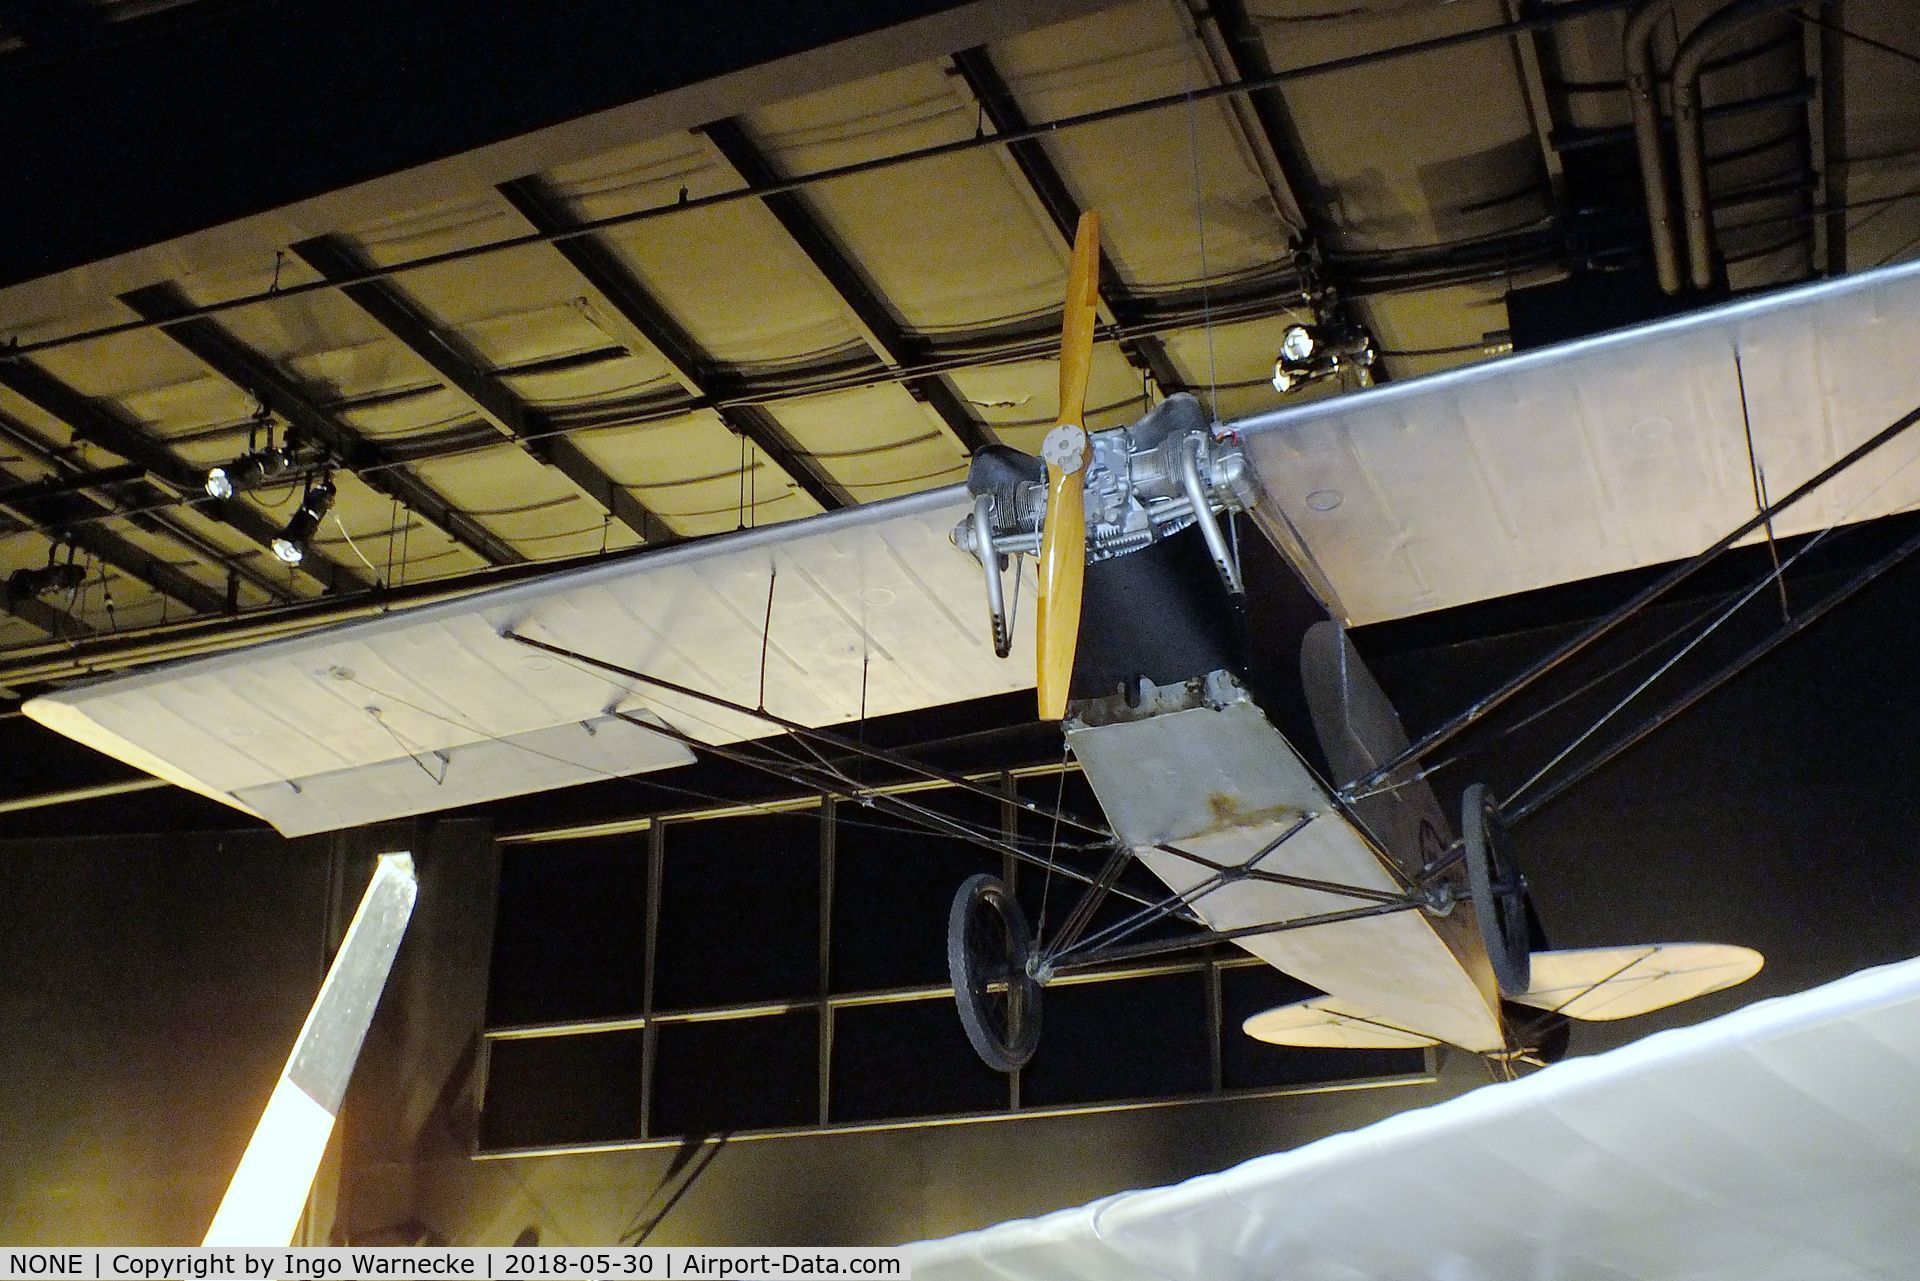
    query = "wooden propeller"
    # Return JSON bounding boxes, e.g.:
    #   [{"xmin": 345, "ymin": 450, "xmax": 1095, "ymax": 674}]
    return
[{"xmin": 1035, "ymin": 211, "xmax": 1100, "ymax": 720}]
